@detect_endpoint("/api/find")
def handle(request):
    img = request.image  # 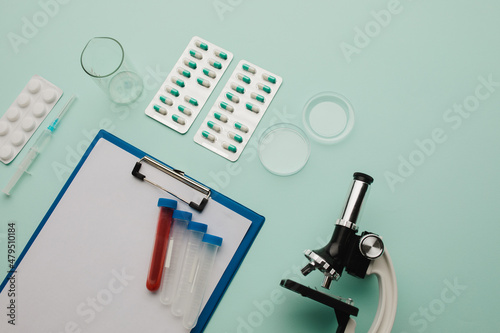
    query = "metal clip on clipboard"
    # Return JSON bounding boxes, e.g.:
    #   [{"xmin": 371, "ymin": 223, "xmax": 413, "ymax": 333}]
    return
[{"xmin": 132, "ymin": 156, "xmax": 211, "ymax": 212}]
